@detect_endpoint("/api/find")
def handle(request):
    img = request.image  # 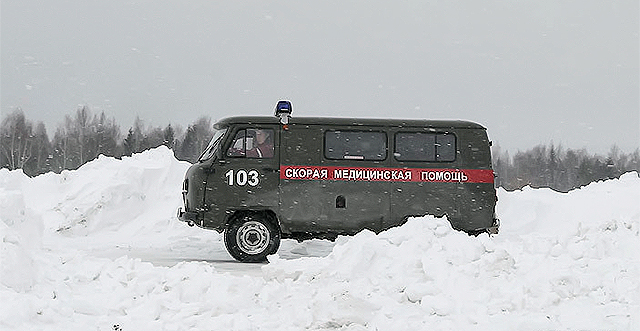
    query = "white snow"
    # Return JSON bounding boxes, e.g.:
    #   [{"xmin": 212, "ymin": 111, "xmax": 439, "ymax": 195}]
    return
[{"xmin": 1, "ymin": 146, "xmax": 638, "ymax": 331}]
